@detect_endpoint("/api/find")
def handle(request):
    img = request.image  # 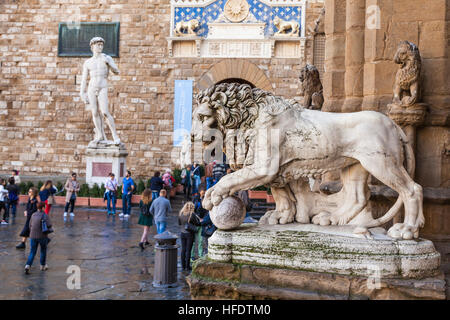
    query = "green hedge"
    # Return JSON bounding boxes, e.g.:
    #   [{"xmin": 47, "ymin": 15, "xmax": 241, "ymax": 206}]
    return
[{"xmin": 14, "ymin": 169, "xmax": 213, "ymax": 197}]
